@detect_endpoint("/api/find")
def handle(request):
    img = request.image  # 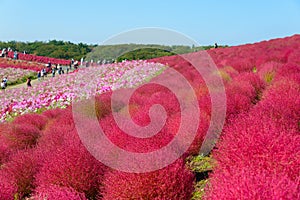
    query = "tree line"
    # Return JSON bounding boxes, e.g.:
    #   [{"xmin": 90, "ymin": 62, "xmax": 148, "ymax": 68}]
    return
[
  {"xmin": 0, "ymin": 41, "xmax": 228, "ymax": 62},
  {"xmin": 0, "ymin": 40, "xmax": 94, "ymax": 61},
  {"xmin": 85, "ymin": 44, "xmax": 228, "ymax": 63}
]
